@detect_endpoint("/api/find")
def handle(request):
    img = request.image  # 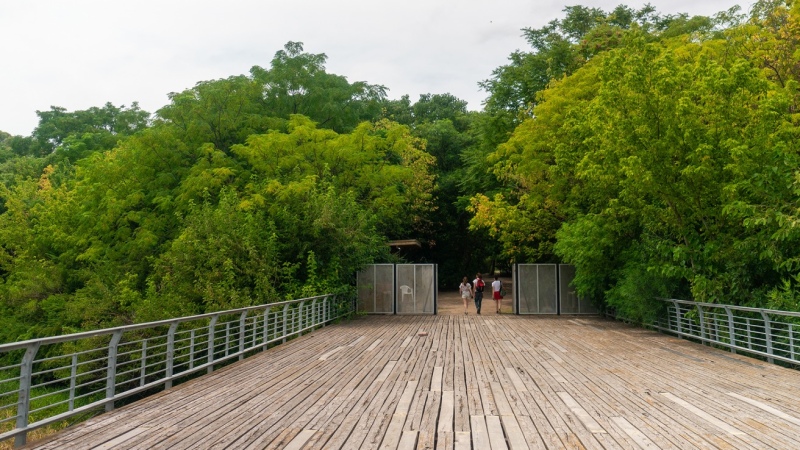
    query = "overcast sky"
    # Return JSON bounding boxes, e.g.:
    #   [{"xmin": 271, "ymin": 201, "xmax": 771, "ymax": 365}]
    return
[{"xmin": 1, "ymin": 0, "xmax": 750, "ymax": 136}]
